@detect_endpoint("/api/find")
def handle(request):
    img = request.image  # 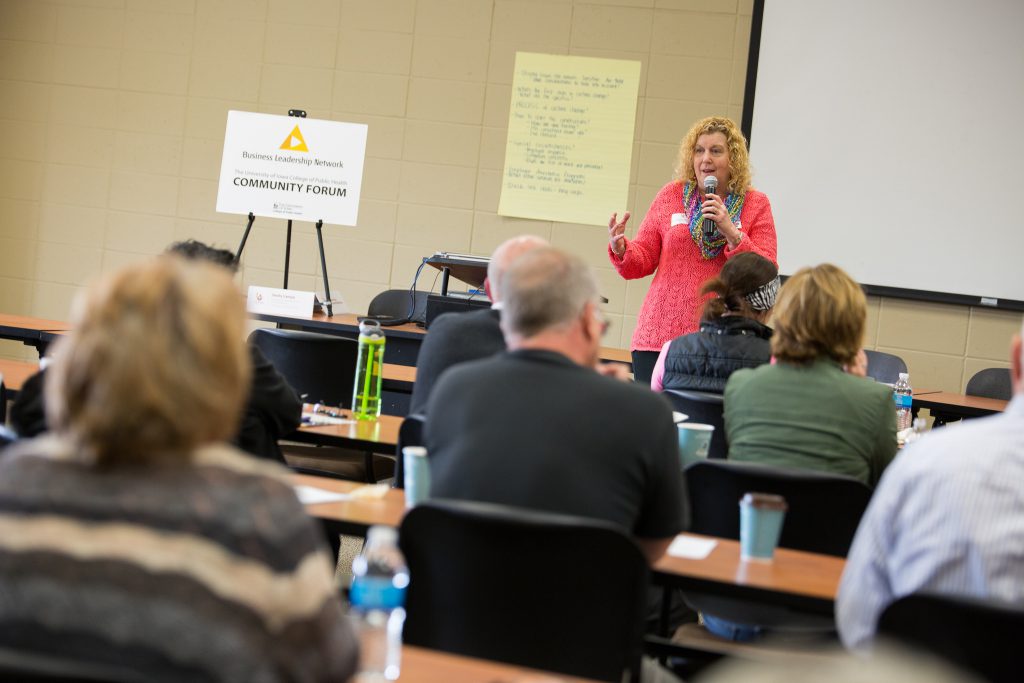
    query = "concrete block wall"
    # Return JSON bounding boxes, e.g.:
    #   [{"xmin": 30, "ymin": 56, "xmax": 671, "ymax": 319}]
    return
[{"xmin": 0, "ymin": 0, "xmax": 1020, "ymax": 391}]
